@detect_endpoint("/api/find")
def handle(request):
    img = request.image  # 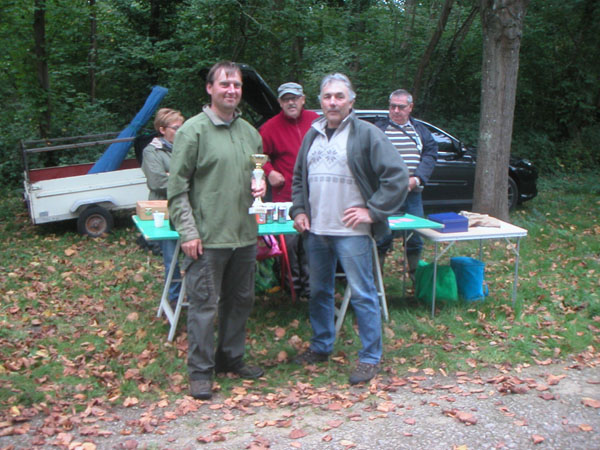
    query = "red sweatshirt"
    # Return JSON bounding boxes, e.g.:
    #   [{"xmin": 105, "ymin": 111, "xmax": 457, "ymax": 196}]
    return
[{"xmin": 259, "ymin": 109, "xmax": 319, "ymax": 202}]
